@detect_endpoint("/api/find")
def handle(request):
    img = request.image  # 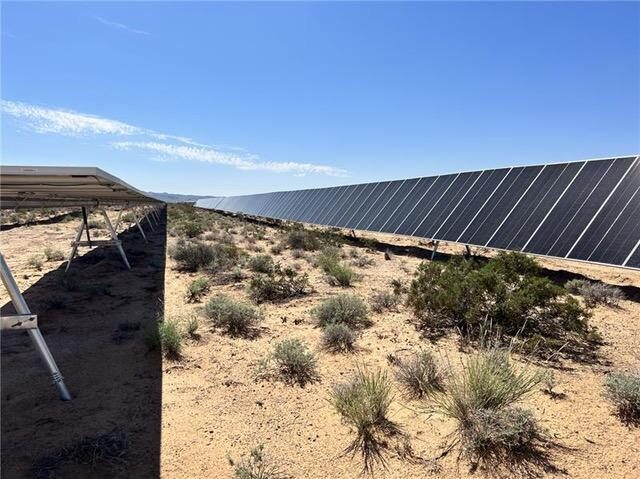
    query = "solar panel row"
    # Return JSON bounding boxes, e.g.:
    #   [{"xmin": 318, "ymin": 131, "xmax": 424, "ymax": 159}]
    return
[{"xmin": 196, "ymin": 156, "xmax": 640, "ymax": 269}]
